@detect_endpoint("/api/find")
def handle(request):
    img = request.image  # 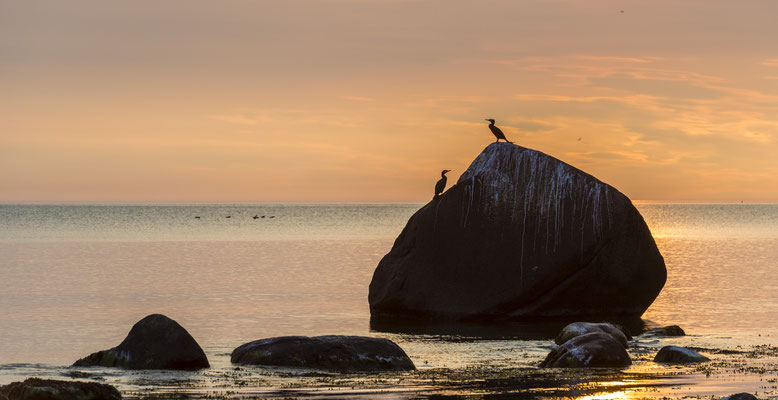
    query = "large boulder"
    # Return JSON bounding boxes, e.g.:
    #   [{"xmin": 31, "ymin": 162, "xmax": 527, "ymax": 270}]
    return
[
  {"xmin": 653, "ymin": 346, "xmax": 710, "ymax": 363},
  {"xmin": 540, "ymin": 332, "xmax": 631, "ymax": 368},
  {"xmin": 0, "ymin": 378, "xmax": 121, "ymax": 400},
  {"xmin": 73, "ymin": 314, "xmax": 209, "ymax": 370},
  {"xmin": 555, "ymin": 322, "xmax": 630, "ymax": 347},
  {"xmin": 231, "ymin": 335, "xmax": 415, "ymax": 372},
  {"xmin": 369, "ymin": 143, "xmax": 666, "ymax": 321}
]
